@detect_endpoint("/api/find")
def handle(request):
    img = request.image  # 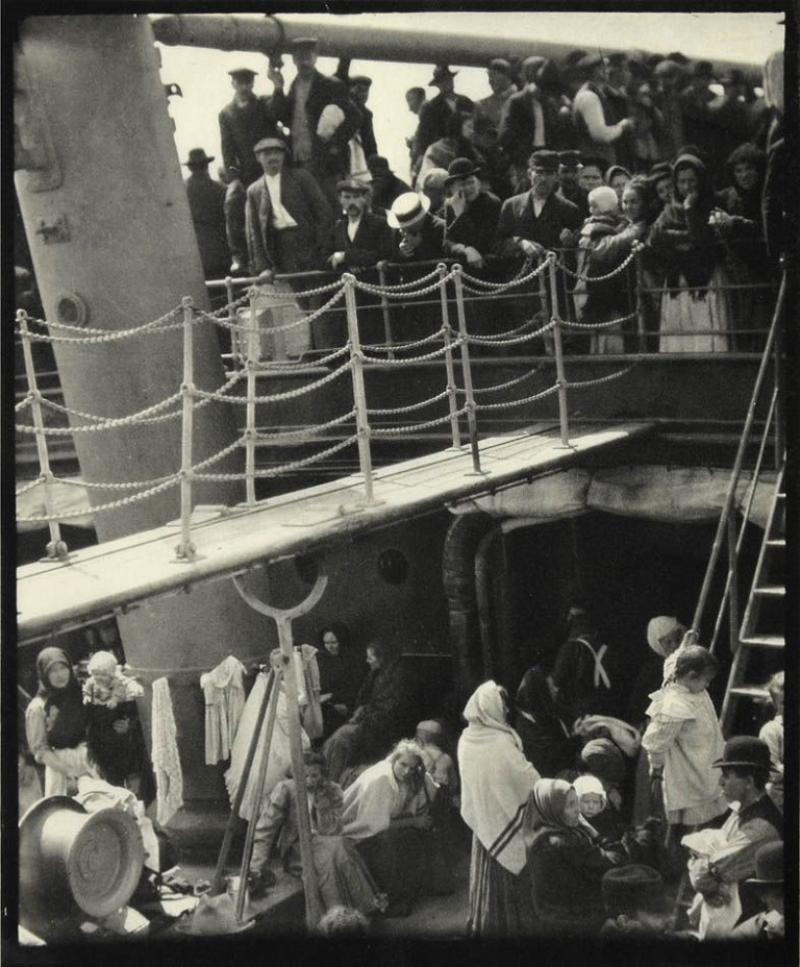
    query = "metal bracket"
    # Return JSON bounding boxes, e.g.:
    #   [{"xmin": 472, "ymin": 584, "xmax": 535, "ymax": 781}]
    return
[{"xmin": 35, "ymin": 215, "xmax": 70, "ymax": 245}]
